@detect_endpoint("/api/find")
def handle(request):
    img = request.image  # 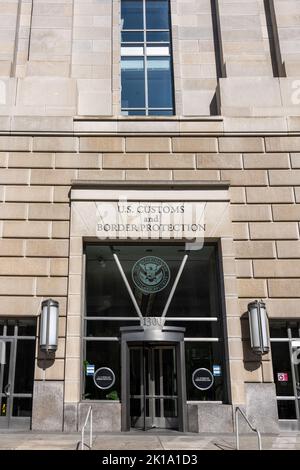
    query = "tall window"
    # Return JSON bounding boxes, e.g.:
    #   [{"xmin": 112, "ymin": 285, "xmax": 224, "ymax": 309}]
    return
[{"xmin": 121, "ymin": 0, "xmax": 174, "ymax": 116}]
